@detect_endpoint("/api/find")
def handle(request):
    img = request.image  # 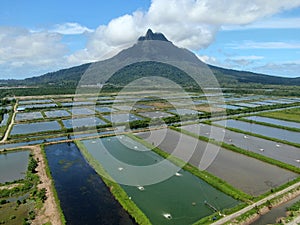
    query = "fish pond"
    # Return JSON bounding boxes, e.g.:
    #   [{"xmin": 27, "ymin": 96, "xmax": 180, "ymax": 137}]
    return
[
  {"xmin": 181, "ymin": 123, "xmax": 300, "ymax": 167},
  {"xmin": 214, "ymin": 119, "xmax": 300, "ymax": 144},
  {"xmin": 0, "ymin": 150, "xmax": 30, "ymax": 183},
  {"xmin": 137, "ymin": 129, "xmax": 298, "ymax": 196},
  {"xmin": 62, "ymin": 117, "xmax": 107, "ymax": 129},
  {"xmin": 44, "ymin": 143, "xmax": 136, "ymax": 225},
  {"xmin": 80, "ymin": 136, "xmax": 240, "ymax": 225},
  {"xmin": 15, "ymin": 112, "xmax": 43, "ymax": 121},
  {"xmin": 71, "ymin": 107, "xmax": 95, "ymax": 115},
  {"xmin": 10, "ymin": 121, "xmax": 61, "ymax": 135},
  {"xmin": 0, "ymin": 114, "xmax": 9, "ymax": 127},
  {"xmin": 103, "ymin": 113, "xmax": 143, "ymax": 123},
  {"xmin": 44, "ymin": 110, "xmax": 71, "ymax": 118},
  {"xmin": 95, "ymin": 106, "xmax": 117, "ymax": 113},
  {"xmin": 245, "ymin": 116, "xmax": 300, "ymax": 129}
]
